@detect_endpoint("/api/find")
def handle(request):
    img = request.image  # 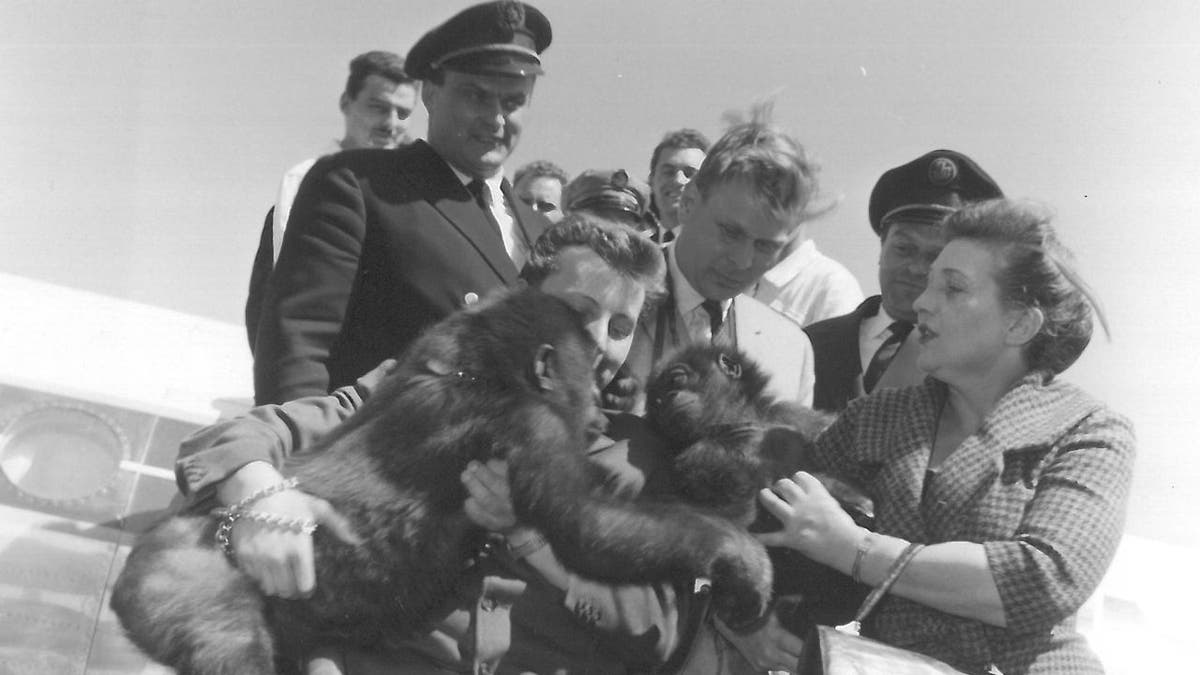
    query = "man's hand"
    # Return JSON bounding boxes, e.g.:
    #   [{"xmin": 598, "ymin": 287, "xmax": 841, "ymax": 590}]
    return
[
  {"xmin": 714, "ymin": 610, "xmax": 806, "ymax": 673},
  {"xmin": 461, "ymin": 459, "xmax": 516, "ymax": 532}
]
